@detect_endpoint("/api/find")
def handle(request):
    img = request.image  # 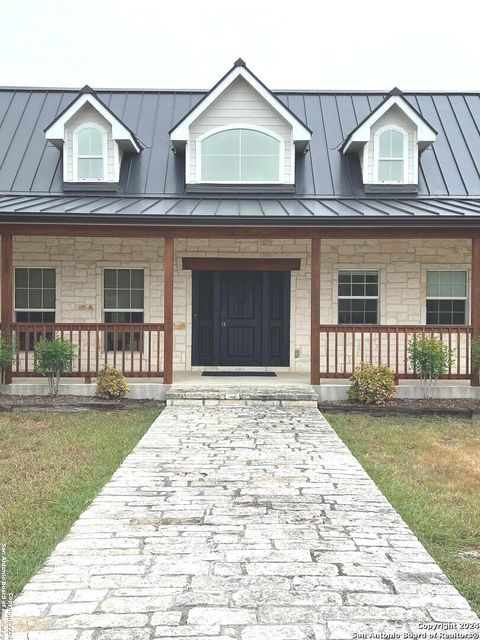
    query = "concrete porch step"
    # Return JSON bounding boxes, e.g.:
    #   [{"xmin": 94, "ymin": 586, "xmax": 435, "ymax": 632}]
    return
[{"xmin": 166, "ymin": 384, "xmax": 318, "ymax": 407}]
